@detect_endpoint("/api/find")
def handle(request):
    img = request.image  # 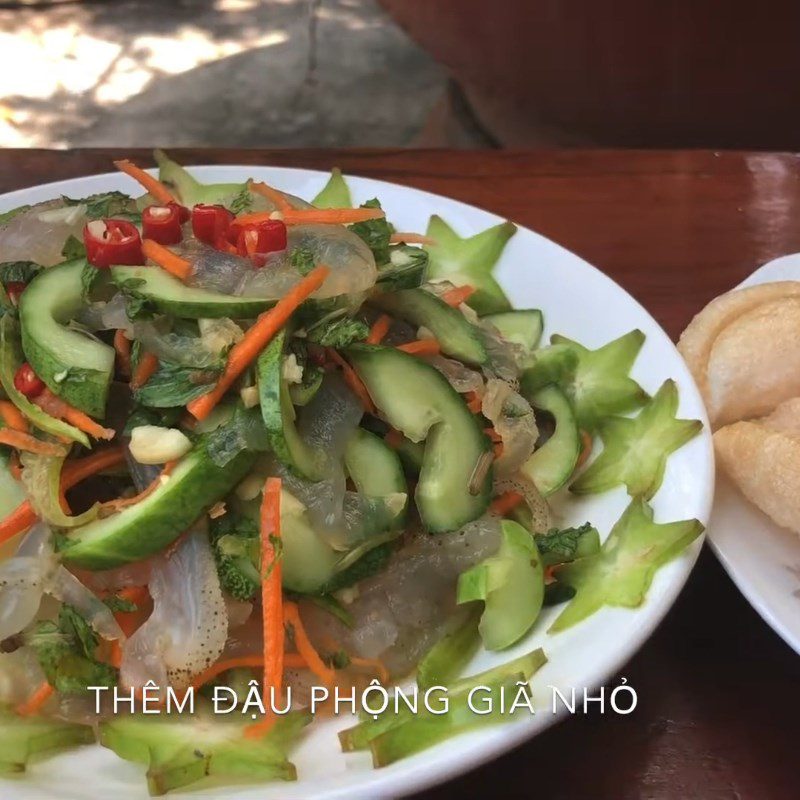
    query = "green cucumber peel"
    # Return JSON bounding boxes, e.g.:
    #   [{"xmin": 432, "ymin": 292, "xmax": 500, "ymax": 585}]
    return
[
  {"xmin": 416, "ymin": 606, "xmax": 481, "ymax": 690},
  {"xmin": 570, "ymin": 379, "xmax": 702, "ymax": 499},
  {"xmin": 549, "ymin": 497, "xmax": 704, "ymax": 633},
  {"xmin": 424, "ymin": 215, "xmax": 516, "ymax": 315}
]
